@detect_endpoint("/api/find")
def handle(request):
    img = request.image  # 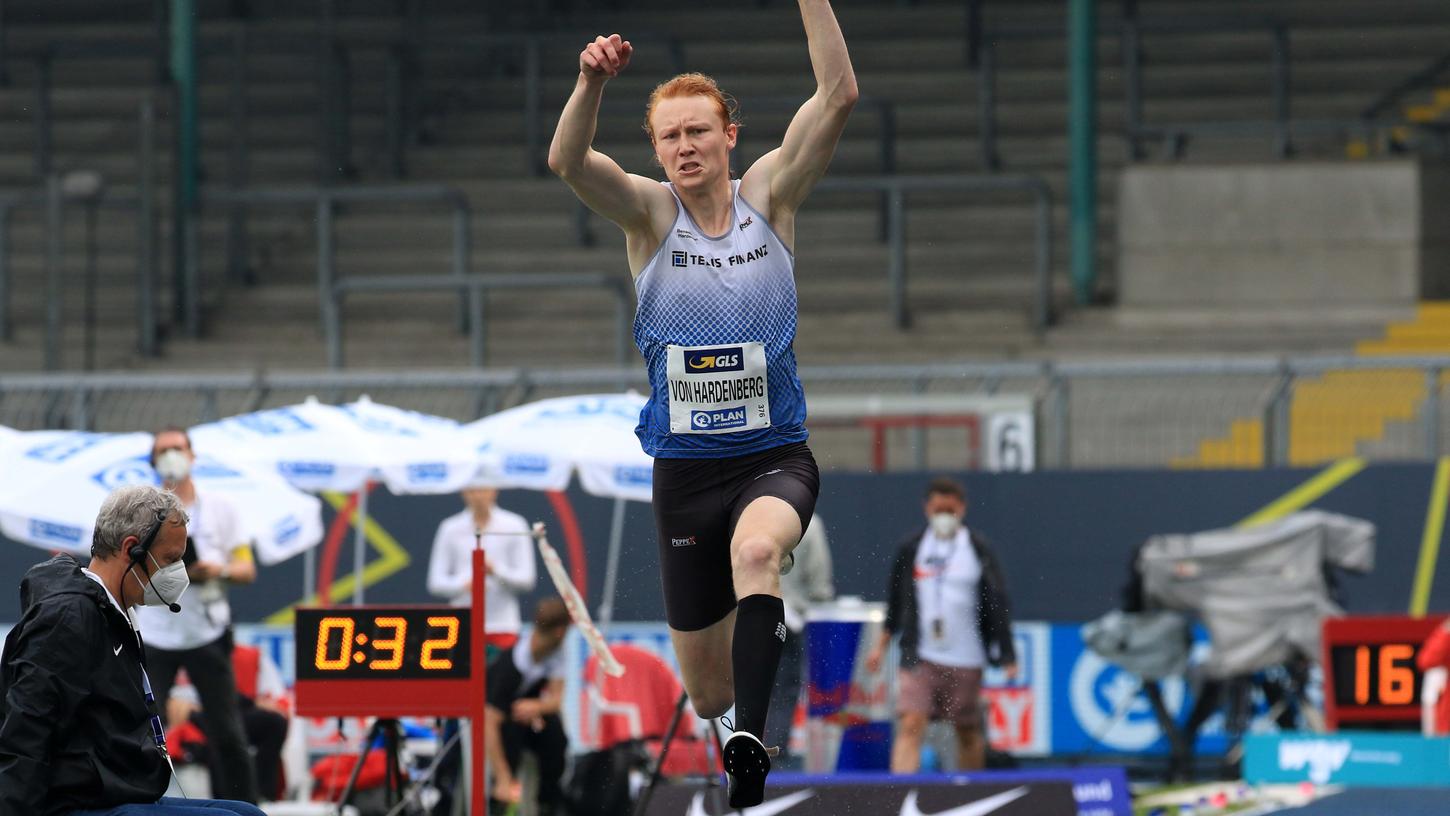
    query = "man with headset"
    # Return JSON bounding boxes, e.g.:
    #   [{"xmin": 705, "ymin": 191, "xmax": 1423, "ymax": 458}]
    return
[
  {"xmin": 0, "ymin": 484, "xmax": 265, "ymax": 816},
  {"xmin": 133, "ymin": 428, "xmax": 258, "ymax": 803}
]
